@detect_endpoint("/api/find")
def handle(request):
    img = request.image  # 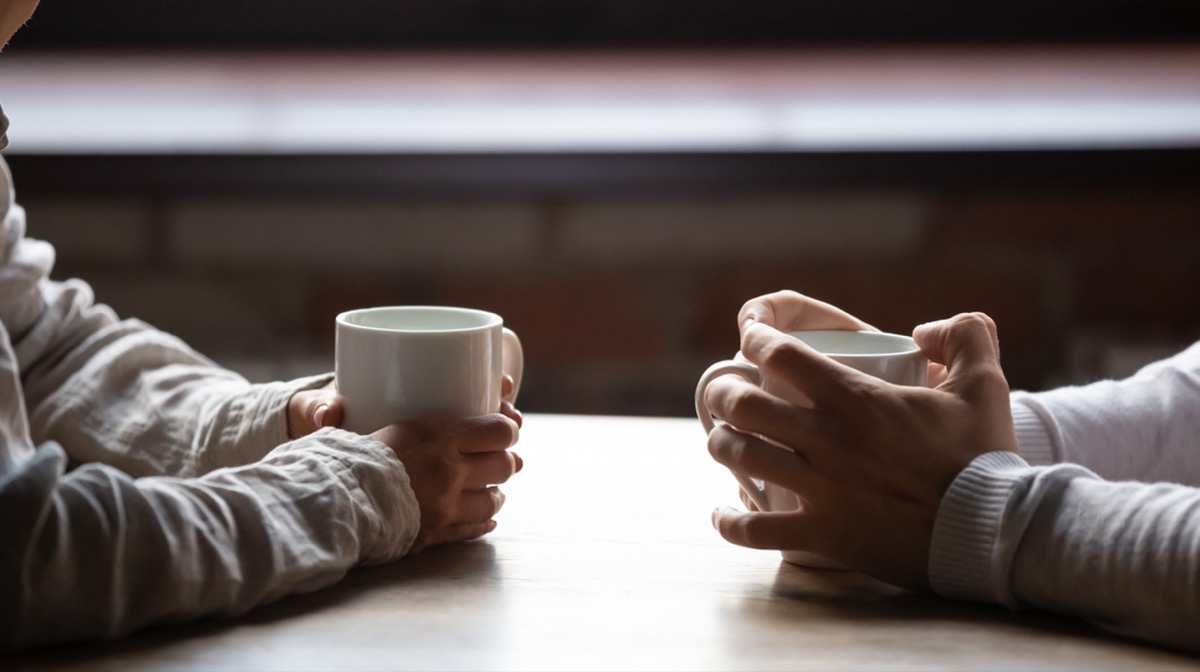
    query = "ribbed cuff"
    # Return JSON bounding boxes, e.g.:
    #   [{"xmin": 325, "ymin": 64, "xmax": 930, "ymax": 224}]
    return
[
  {"xmin": 1010, "ymin": 394, "xmax": 1057, "ymax": 466},
  {"xmin": 928, "ymin": 451, "xmax": 1031, "ymax": 608}
]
